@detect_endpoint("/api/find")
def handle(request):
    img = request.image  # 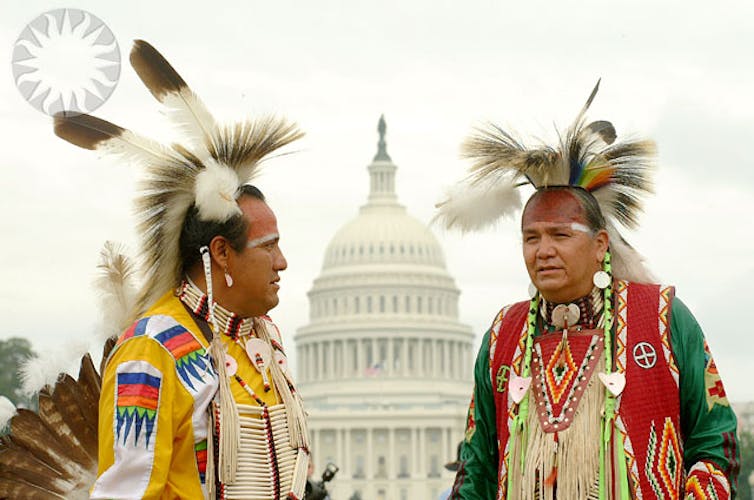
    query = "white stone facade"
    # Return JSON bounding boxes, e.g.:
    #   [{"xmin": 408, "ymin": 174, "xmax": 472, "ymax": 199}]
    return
[{"xmin": 295, "ymin": 117, "xmax": 474, "ymax": 499}]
